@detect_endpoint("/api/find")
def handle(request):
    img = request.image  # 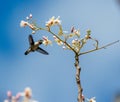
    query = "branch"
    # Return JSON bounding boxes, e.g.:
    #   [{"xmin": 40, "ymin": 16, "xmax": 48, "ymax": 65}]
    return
[
  {"xmin": 74, "ymin": 54, "xmax": 83, "ymax": 102},
  {"xmin": 39, "ymin": 27, "xmax": 77, "ymax": 54},
  {"xmin": 79, "ymin": 40, "xmax": 119, "ymax": 56}
]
